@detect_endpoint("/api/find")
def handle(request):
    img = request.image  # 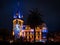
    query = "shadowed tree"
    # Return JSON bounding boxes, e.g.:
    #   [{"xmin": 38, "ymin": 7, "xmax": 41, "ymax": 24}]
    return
[
  {"xmin": 26, "ymin": 8, "xmax": 44, "ymax": 42},
  {"xmin": 0, "ymin": 28, "xmax": 9, "ymax": 41}
]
